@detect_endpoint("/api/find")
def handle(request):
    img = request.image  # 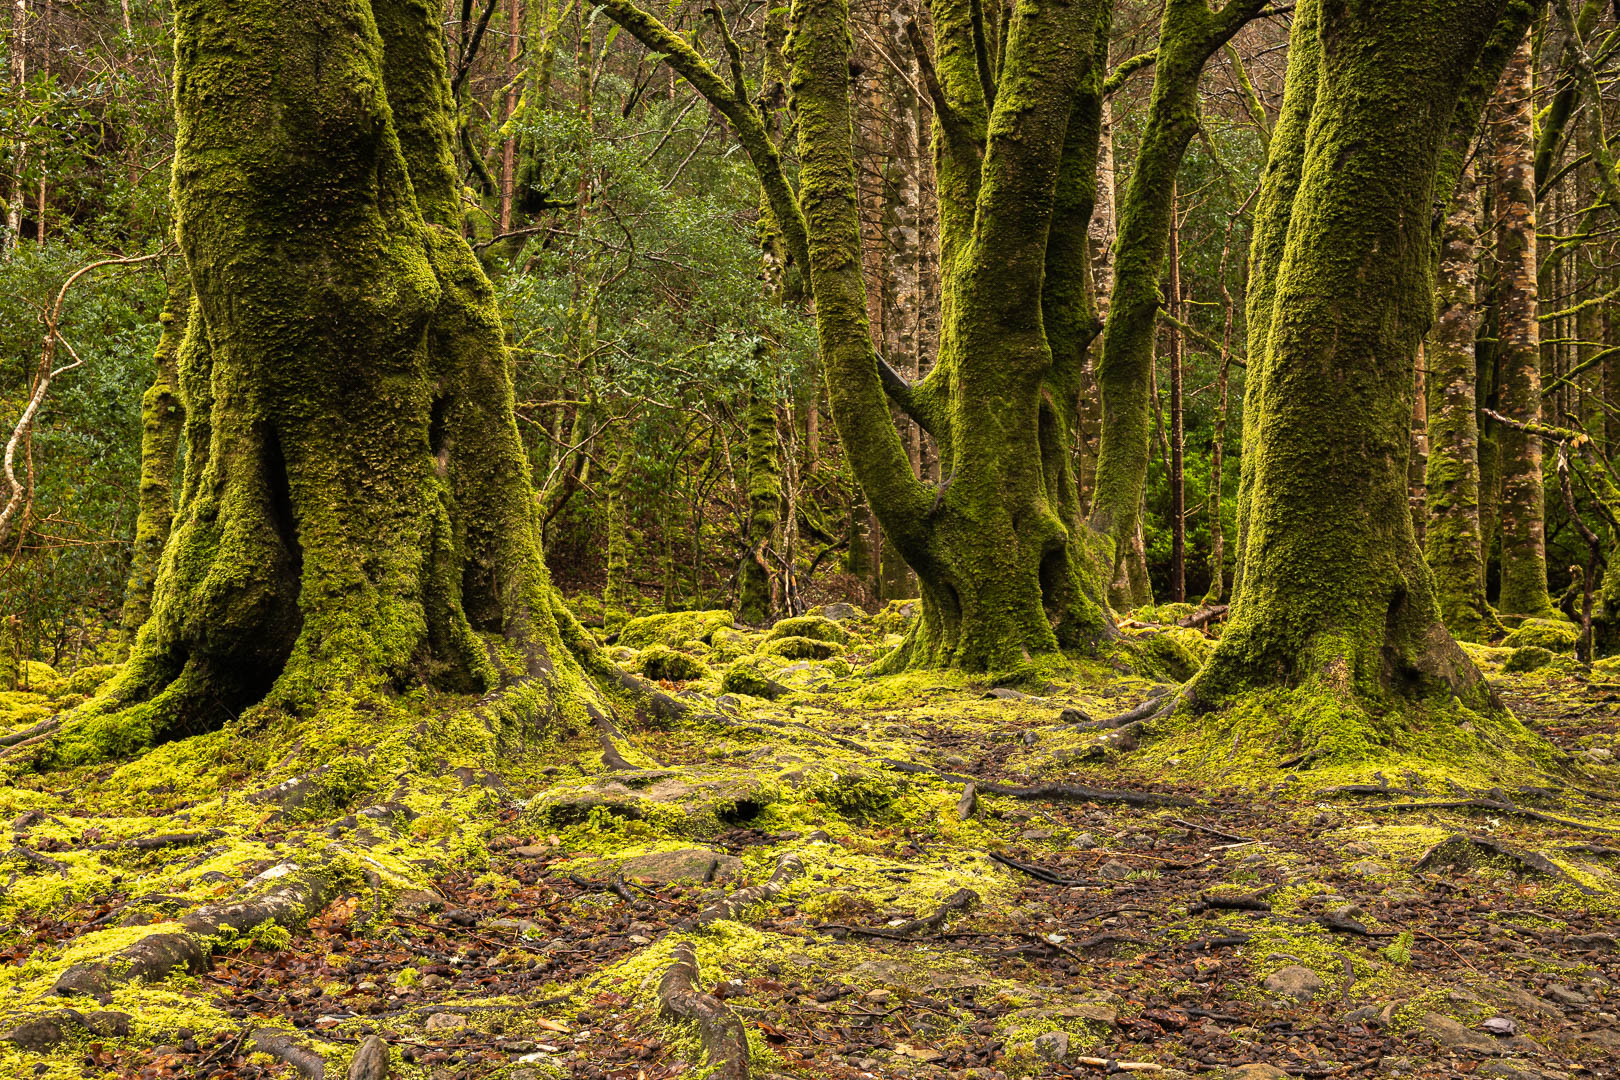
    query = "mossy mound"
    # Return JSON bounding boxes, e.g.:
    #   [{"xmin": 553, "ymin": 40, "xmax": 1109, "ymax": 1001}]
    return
[
  {"xmin": 617, "ymin": 609, "xmax": 735, "ymax": 649},
  {"xmin": 14, "ymin": 660, "xmax": 62, "ymax": 695},
  {"xmin": 1138, "ymin": 626, "xmax": 1212, "ymax": 681},
  {"xmin": 720, "ymin": 659, "xmax": 786, "ymax": 699},
  {"xmin": 60, "ymin": 664, "xmax": 120, "ymax": 697},
  {"xmin": 759, "ymin": 635, "xmax": 842, "ymax": 661},
  {"xmin": 1504, "ymin": 646, "xmax": 1555, "ymax": 673},
  {"xmin": 636, "ymin": 645, "xmax": 712, "ymax": 683},
  {"xmin": 1503, "ymin": 618, "xmax": 1578, "ymax": 652},
  {"xmin": 708, "ymin": 627, "xmax": 756, "ymax": 663},
  {"xmin": 765, "ymin": 615, "xmax": 851, "ymax": 645}
]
